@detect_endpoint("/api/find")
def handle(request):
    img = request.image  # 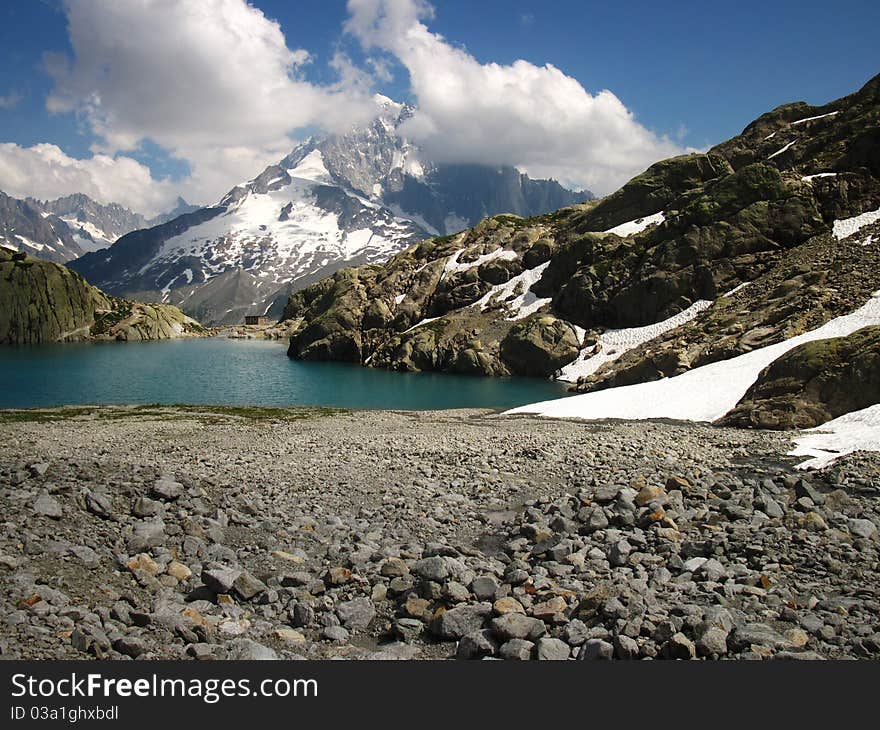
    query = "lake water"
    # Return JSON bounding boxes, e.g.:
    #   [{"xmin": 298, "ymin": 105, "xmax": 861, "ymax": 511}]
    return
[{"xmin": 0, "ymin": 338, "xmax": 570, "ymax": 410}]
